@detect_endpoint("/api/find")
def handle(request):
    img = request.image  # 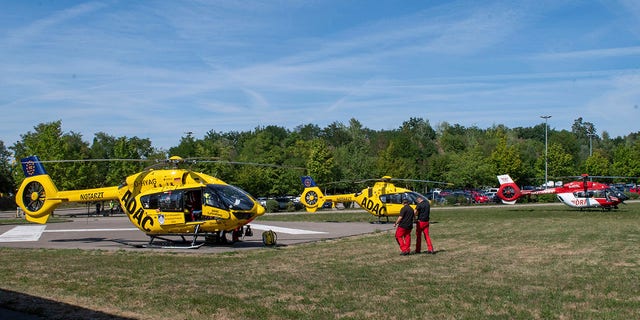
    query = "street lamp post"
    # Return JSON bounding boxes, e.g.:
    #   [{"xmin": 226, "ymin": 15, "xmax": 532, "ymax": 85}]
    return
[
  {"xmin": 587, "ymin": 132, "xmax": 596, "ymax": 156},
  {"xmin": 540, "ymin": 115, "xmax": 551, "ymax": 189}
]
